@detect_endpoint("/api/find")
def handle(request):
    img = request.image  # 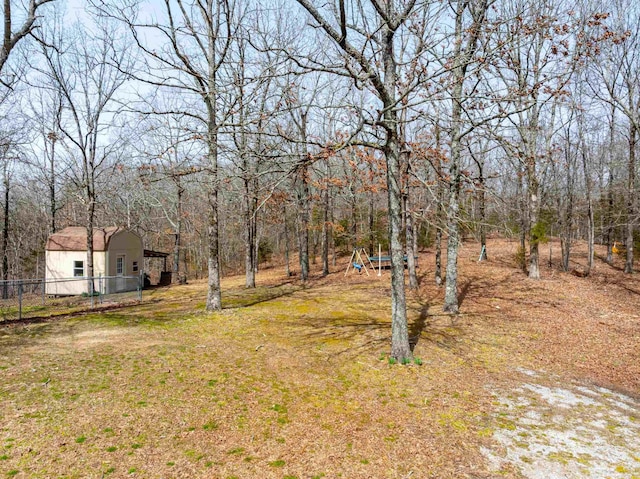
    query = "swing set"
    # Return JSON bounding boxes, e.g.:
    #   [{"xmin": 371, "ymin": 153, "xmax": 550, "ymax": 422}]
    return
[
  {"xmin": 344, "ymin": 244, "xmax": 419, "ymax": 277},
  {"xmin": 344, "ymin": 247, "xmax": 377, "ymax": 276}
]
